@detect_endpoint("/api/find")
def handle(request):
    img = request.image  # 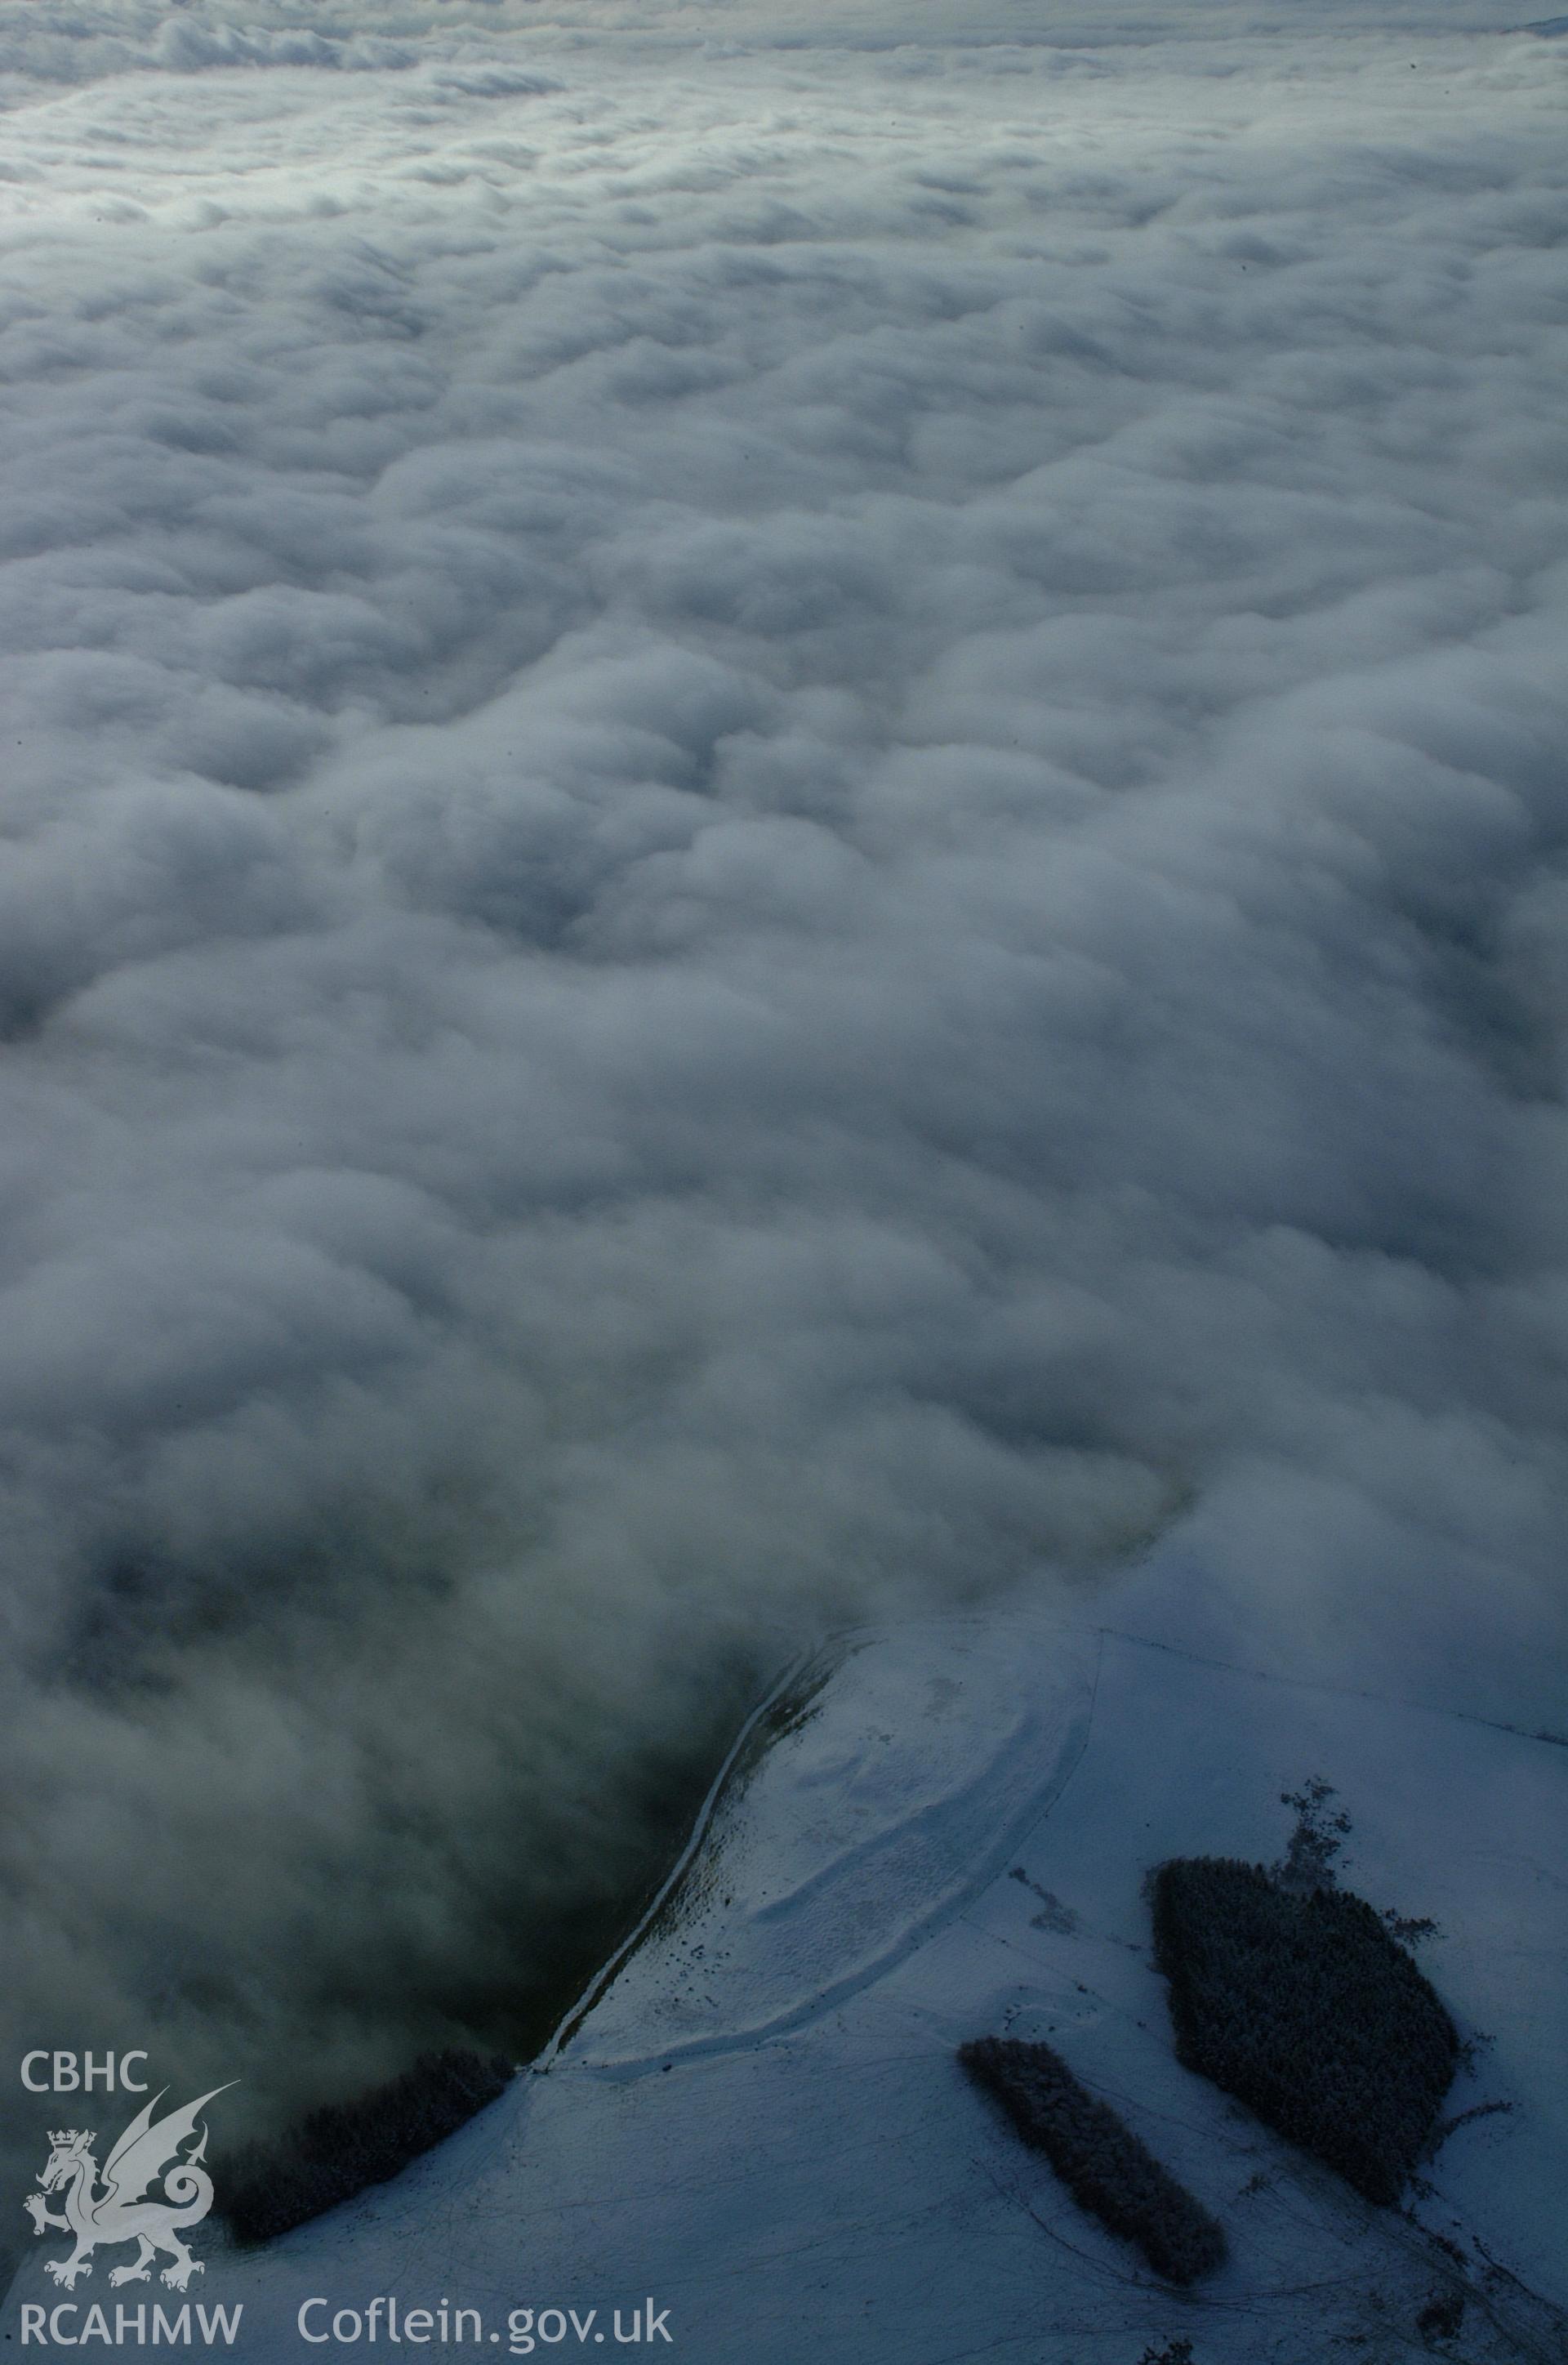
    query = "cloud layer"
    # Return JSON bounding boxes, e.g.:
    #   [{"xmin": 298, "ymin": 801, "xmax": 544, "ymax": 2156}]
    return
[{"xmin": 1, "ymin": 0, "xmax": 1565, "ymax": 2166}]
